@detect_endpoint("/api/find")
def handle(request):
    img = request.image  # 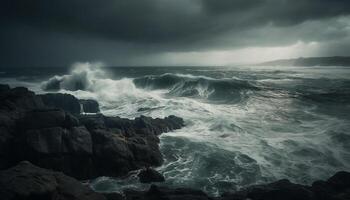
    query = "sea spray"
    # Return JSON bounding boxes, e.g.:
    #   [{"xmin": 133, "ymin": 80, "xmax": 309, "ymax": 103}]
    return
[
  {"xmin": 42, "ymin": 62, "xmax": 106, "ymax": 91},
  {"xmin": 41, "ymin": 63, "xmax": 165, "ymax": 117}
]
